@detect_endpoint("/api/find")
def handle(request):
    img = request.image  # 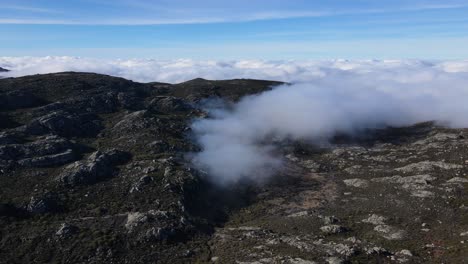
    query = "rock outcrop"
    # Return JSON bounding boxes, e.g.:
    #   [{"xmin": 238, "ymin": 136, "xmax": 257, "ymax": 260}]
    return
[{"xmin": 58, "ymin": 149, "xmax": 130, "ymax": 186}]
